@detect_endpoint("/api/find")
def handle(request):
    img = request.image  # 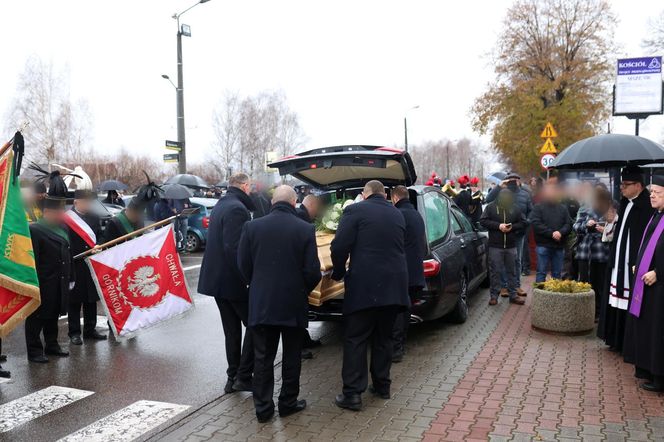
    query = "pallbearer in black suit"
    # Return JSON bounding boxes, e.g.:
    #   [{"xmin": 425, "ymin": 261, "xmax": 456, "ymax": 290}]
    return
[
  {"xmin": 331, "ymin": 180, "xmax": 409, "ymax": 411},
  {"xmin": 198, "ymin": 173, "xmax": 256, "ymax": 394},
  {"xmin": 64, "ymin": 189, "xmax": 106, "ymax": 345},
  {"xmin": 238, "ymin": 185, "xmax": 321, "ymax": 423},
  {"xmin": 25, "ymin": 196, "xmax": 74, "ymax": 363},
  {"xmin": 390, "ymin": 186, "xmax": 426, "ymax": 363},
  {"xmin": 623, "ymin": 173, "xmax": 664, "ymax": 392}
]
